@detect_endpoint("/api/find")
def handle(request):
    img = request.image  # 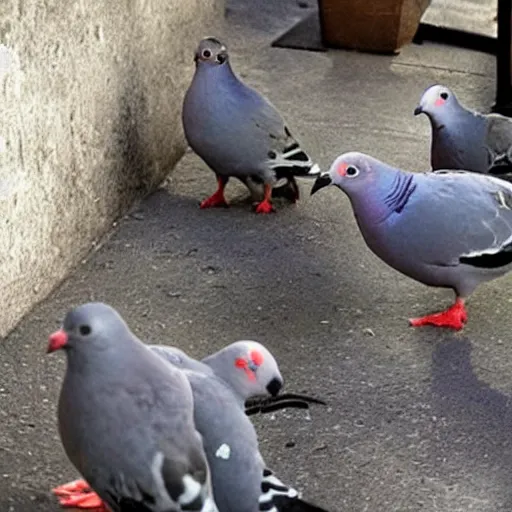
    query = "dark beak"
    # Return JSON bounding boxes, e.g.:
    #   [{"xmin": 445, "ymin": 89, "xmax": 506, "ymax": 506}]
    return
[
  {"xmin": 310, "ymin": 173, "xmax": 332, "ymax": 195},
  {"xmin": 266, "ymin": 377, "xmax": 283, "ymax": 397},
  {"xmin": 413, "ymin": 106, "xmax": 422, "ymax": 116}
]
